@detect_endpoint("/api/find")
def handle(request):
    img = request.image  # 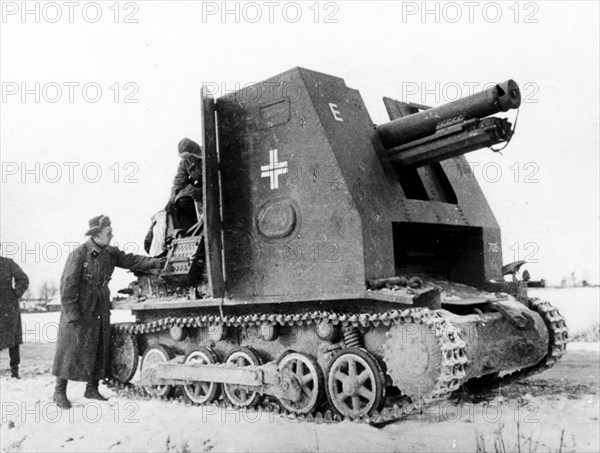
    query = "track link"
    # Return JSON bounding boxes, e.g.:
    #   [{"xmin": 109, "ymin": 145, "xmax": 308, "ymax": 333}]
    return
[{"xmin": 106, "ymin": 299, "xmax": 565, "ymax": 425}]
